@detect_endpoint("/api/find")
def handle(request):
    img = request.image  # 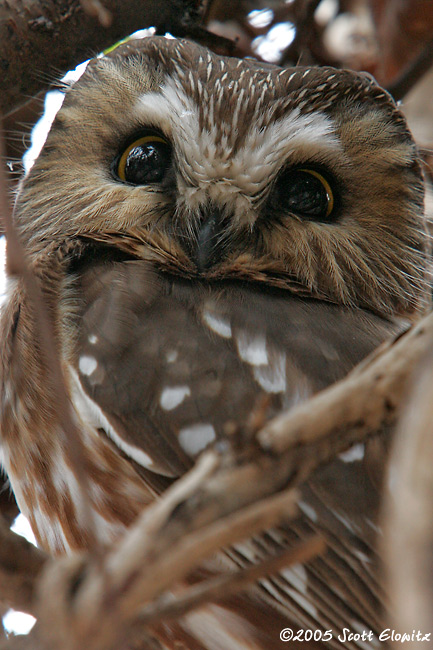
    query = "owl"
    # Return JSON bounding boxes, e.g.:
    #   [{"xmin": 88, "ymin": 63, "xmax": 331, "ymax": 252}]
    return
[{"xmin": 0, "ymin": 36, "xmax": 427, "ymax": 649}]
